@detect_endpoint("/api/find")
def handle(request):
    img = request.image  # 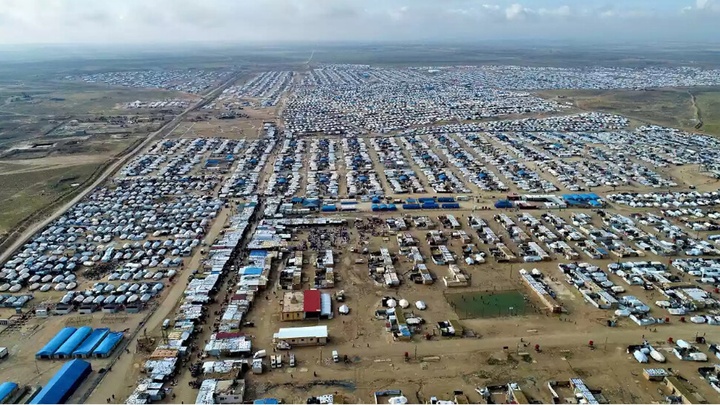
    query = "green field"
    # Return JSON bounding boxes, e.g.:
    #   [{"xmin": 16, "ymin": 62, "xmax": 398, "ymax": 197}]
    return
[
  {"xmin": 0, "ymin": 83, "xmax": 189, "ymax": 116},
  {"xmin": 537, "ymin": 87, "xmax": 720, "ymax": 136},
  {"xmin": 446, "ymin": 291, "xmax": 527, "ymax": 319},
  {"xmin": 0, "ymin": 163, "xmax": 99, "ymax": 234},
  {"xmin": 695, "ymin": 90, "xmax": 720, "ymax": 135}
]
